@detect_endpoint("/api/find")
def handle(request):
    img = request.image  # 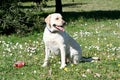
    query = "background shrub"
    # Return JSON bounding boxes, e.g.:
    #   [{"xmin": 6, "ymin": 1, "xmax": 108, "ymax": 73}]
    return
[{"xmin": 0, "ymin": 3, "xmax": 45, "ymax": 35}]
